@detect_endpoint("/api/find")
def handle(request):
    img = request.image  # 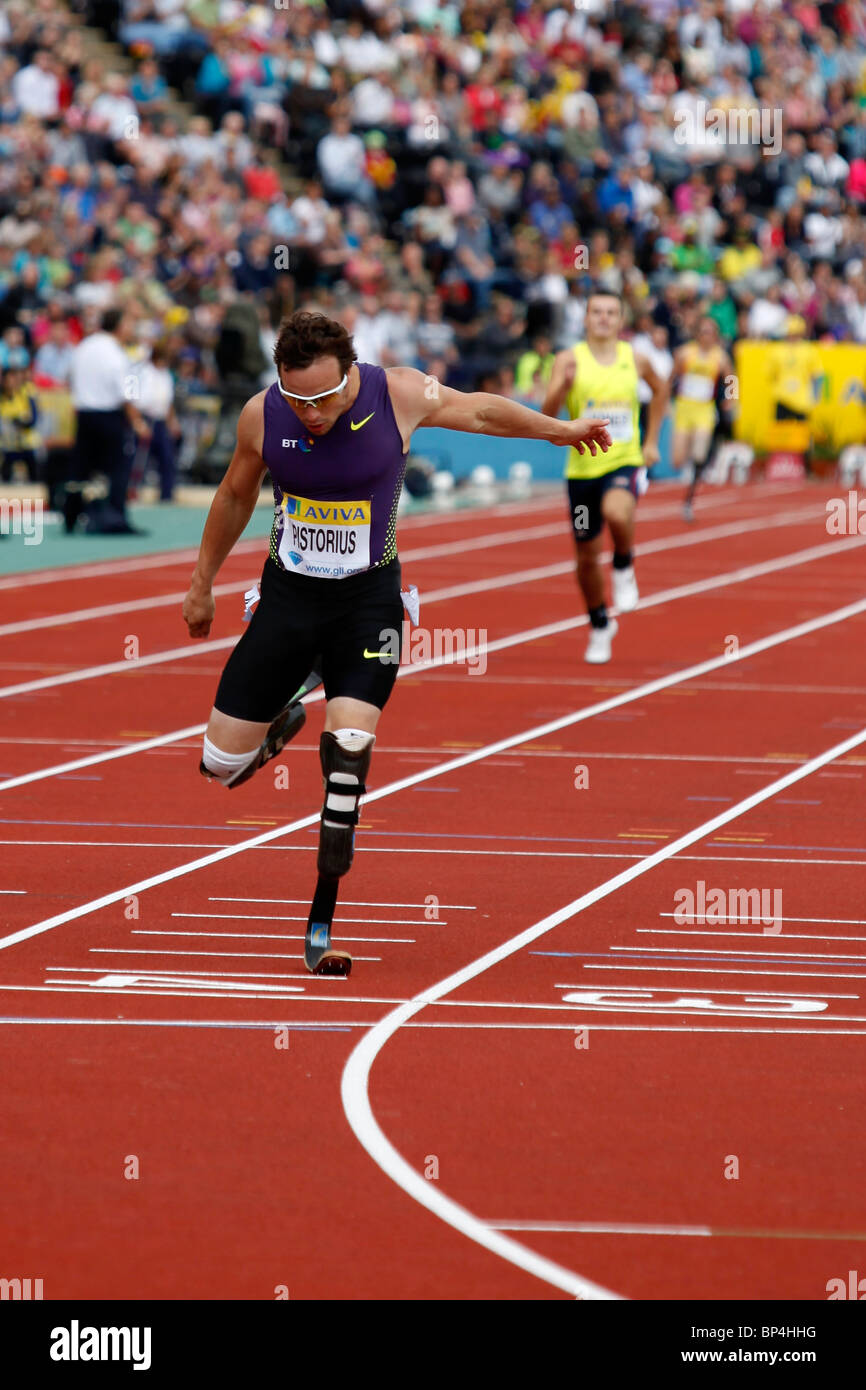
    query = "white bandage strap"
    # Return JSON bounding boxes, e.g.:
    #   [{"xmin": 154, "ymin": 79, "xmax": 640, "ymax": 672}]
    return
[
  {"xmin": 325, "ymin": 774, "xmax": 362, "ymax": 818},
  {"xmin": 322, "ymin": 729, "xmax": 375, "ymax": 826},
  {"xmin": 202, "ymin": 735, "xmax": 258, "ymax": 785}
]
